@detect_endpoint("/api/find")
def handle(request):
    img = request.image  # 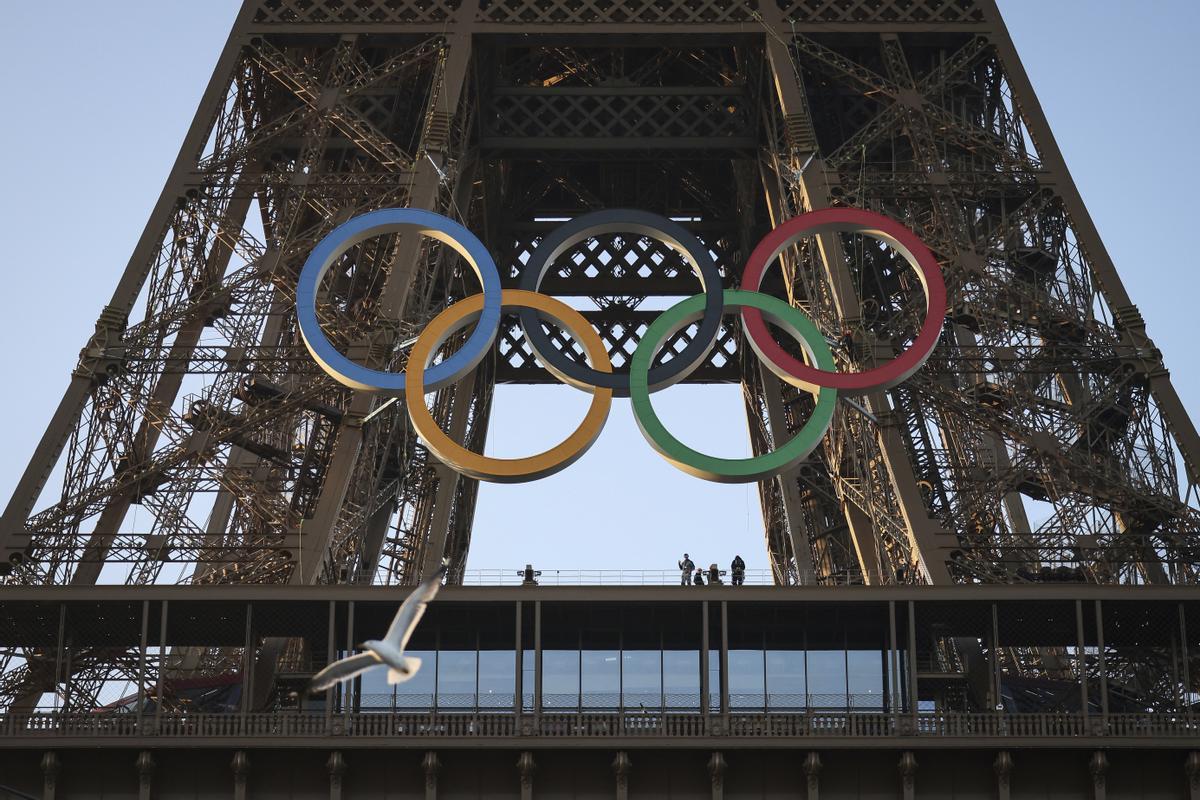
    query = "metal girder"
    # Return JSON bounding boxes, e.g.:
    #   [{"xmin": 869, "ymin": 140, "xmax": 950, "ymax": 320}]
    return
[{"xmin": 3, "ymin": 0, "xmax": 1200, "ymax": 720}]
